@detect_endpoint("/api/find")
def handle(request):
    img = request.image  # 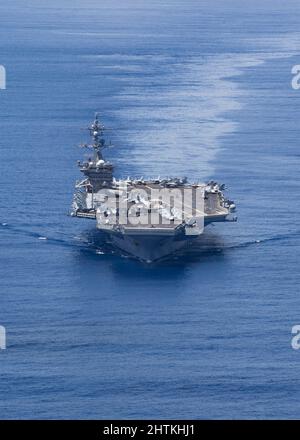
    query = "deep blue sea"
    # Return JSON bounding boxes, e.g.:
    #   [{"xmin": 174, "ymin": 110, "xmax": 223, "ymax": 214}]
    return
[{"xmin": 1, "ymin": 0, "xmax": 300, "ymax": 419}]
